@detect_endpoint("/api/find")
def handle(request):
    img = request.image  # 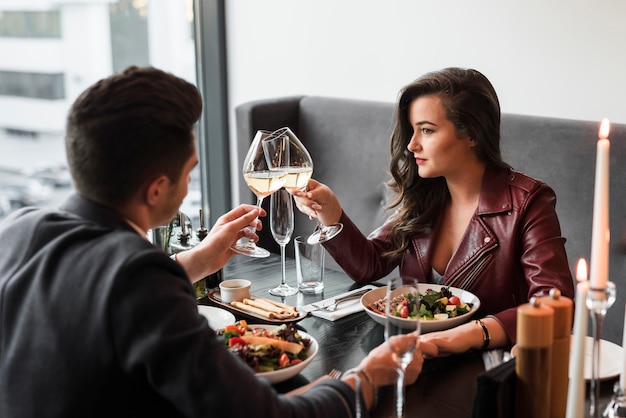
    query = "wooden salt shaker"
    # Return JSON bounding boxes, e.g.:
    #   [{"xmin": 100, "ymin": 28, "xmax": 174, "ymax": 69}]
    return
[
  {"xmin": 516, "ymin": 297, "xmax": 554, "ymax": 418},
  {"xmin": 540, "ymin": 289, "xmax": 573, "ymax": 418}
]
